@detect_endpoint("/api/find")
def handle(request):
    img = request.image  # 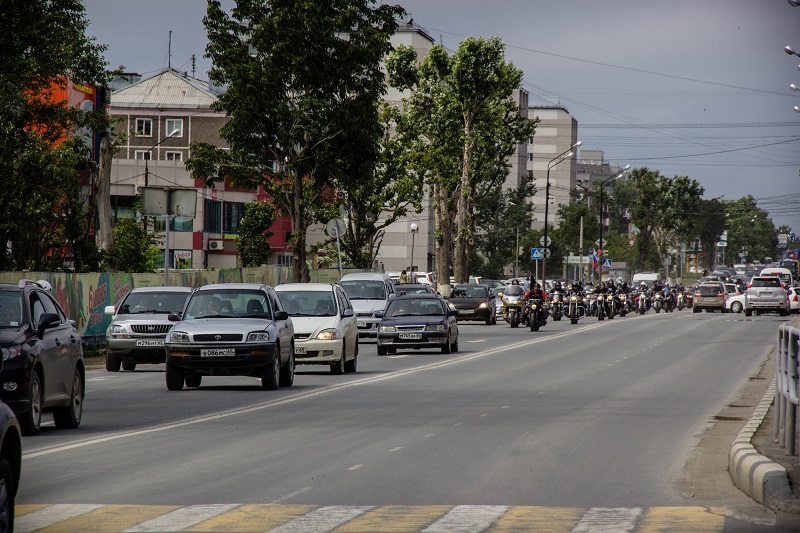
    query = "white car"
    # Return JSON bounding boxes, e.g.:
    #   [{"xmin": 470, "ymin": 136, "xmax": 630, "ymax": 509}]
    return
[
  {"xmin": 790, "ymin": 286, "xmax": 800, "ymax": 314},
  {"xmin": 726, "ymin": 292, "xmax": 746, "ymax": 313},
  {"xmin": 275, "ymin": 283, "xmax": 359, "ymax": 374}
]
